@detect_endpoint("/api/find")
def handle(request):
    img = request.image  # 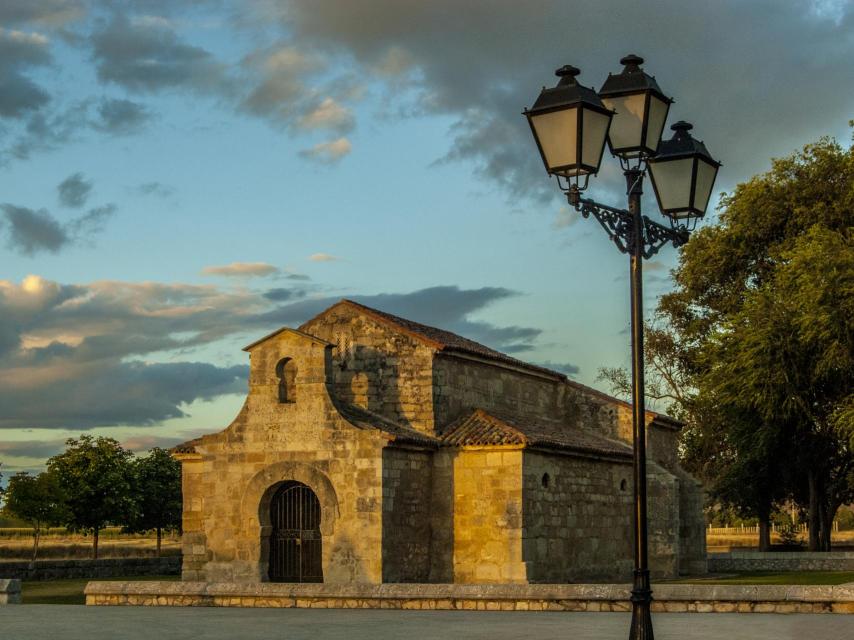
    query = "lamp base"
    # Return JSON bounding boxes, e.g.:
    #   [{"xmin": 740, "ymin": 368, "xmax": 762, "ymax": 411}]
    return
[{"xmin": 629, "ymin": 569, "xmax": 654, "ymax": 640}]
